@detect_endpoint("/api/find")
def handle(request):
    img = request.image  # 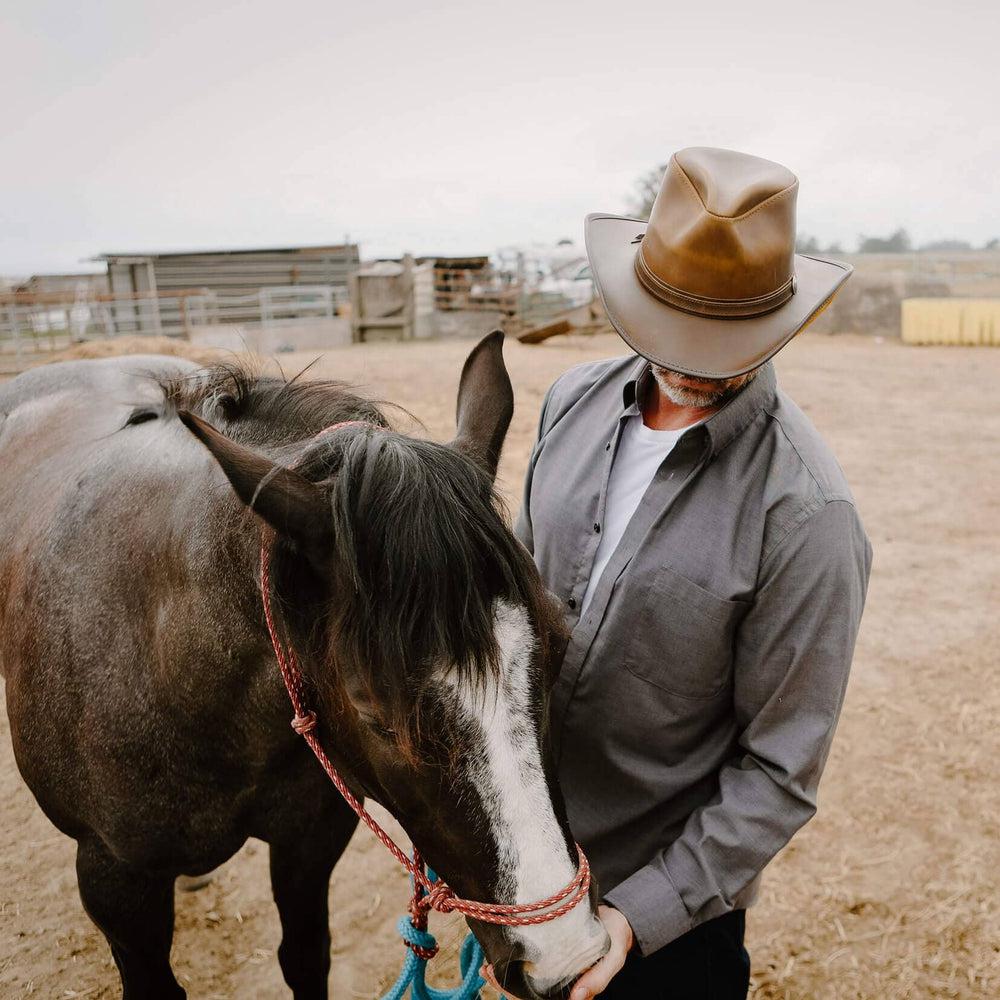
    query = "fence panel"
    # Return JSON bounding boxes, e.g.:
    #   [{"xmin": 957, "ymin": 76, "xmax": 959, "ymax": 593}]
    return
[{"xmin": 0, "ymin": 286, "xmax": 346, "ymax": 361}]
